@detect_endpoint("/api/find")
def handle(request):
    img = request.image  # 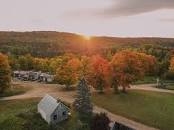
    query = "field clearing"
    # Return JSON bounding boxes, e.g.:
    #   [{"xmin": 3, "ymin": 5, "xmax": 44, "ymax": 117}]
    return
[
  {"xmin": 0, "ymin": 98, "xmax": 88, "ymax": 130},
  {"xmin": 0, "ymin": 83, "xmax": 30, "ymax": 98},
  {"xmin": 1, "ymin": 81, "xmax": 174, "ymax": 130},
  {"xmin": 93, "ymin": 90, "xmax": 174, "ymax": 130}
]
